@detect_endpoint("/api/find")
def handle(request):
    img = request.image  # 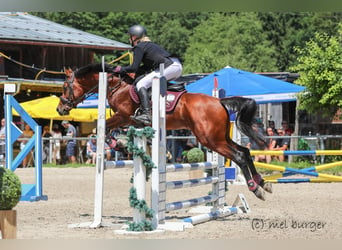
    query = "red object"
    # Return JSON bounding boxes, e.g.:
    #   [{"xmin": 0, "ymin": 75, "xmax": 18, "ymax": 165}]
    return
[{"xmin": 214, "ymin": 77, "xmax": 218, "ymax": 89}]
